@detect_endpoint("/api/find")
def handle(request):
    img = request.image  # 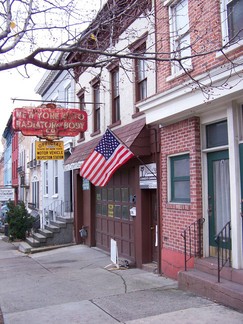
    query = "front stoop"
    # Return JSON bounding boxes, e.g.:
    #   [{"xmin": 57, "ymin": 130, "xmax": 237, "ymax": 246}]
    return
[
  {"xmin": 20, "ymin": 217, "xmax": 74, "ymax": 253},
  {"xmin": 178, "ymin": 258, "xmax": 243, "ymax": 312}
]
